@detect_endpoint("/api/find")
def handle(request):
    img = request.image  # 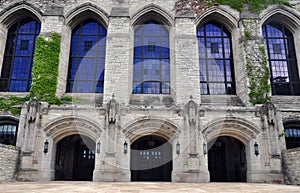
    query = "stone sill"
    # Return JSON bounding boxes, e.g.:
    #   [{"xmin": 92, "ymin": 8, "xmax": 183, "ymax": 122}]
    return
[
  {"xmin": 129, "ymin": 94, "xmax": 174, "ymax": 107},
  {"xmin": 63, "ymin": 93, "xmax": 103, "ymax": 106},
  {"xmin": 0, "ymin": 92, "xmax": 29, "ymax": 97},
  {"xmin": 201, "ymin": 95, "xmax": 244, "ymax": 106}
]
